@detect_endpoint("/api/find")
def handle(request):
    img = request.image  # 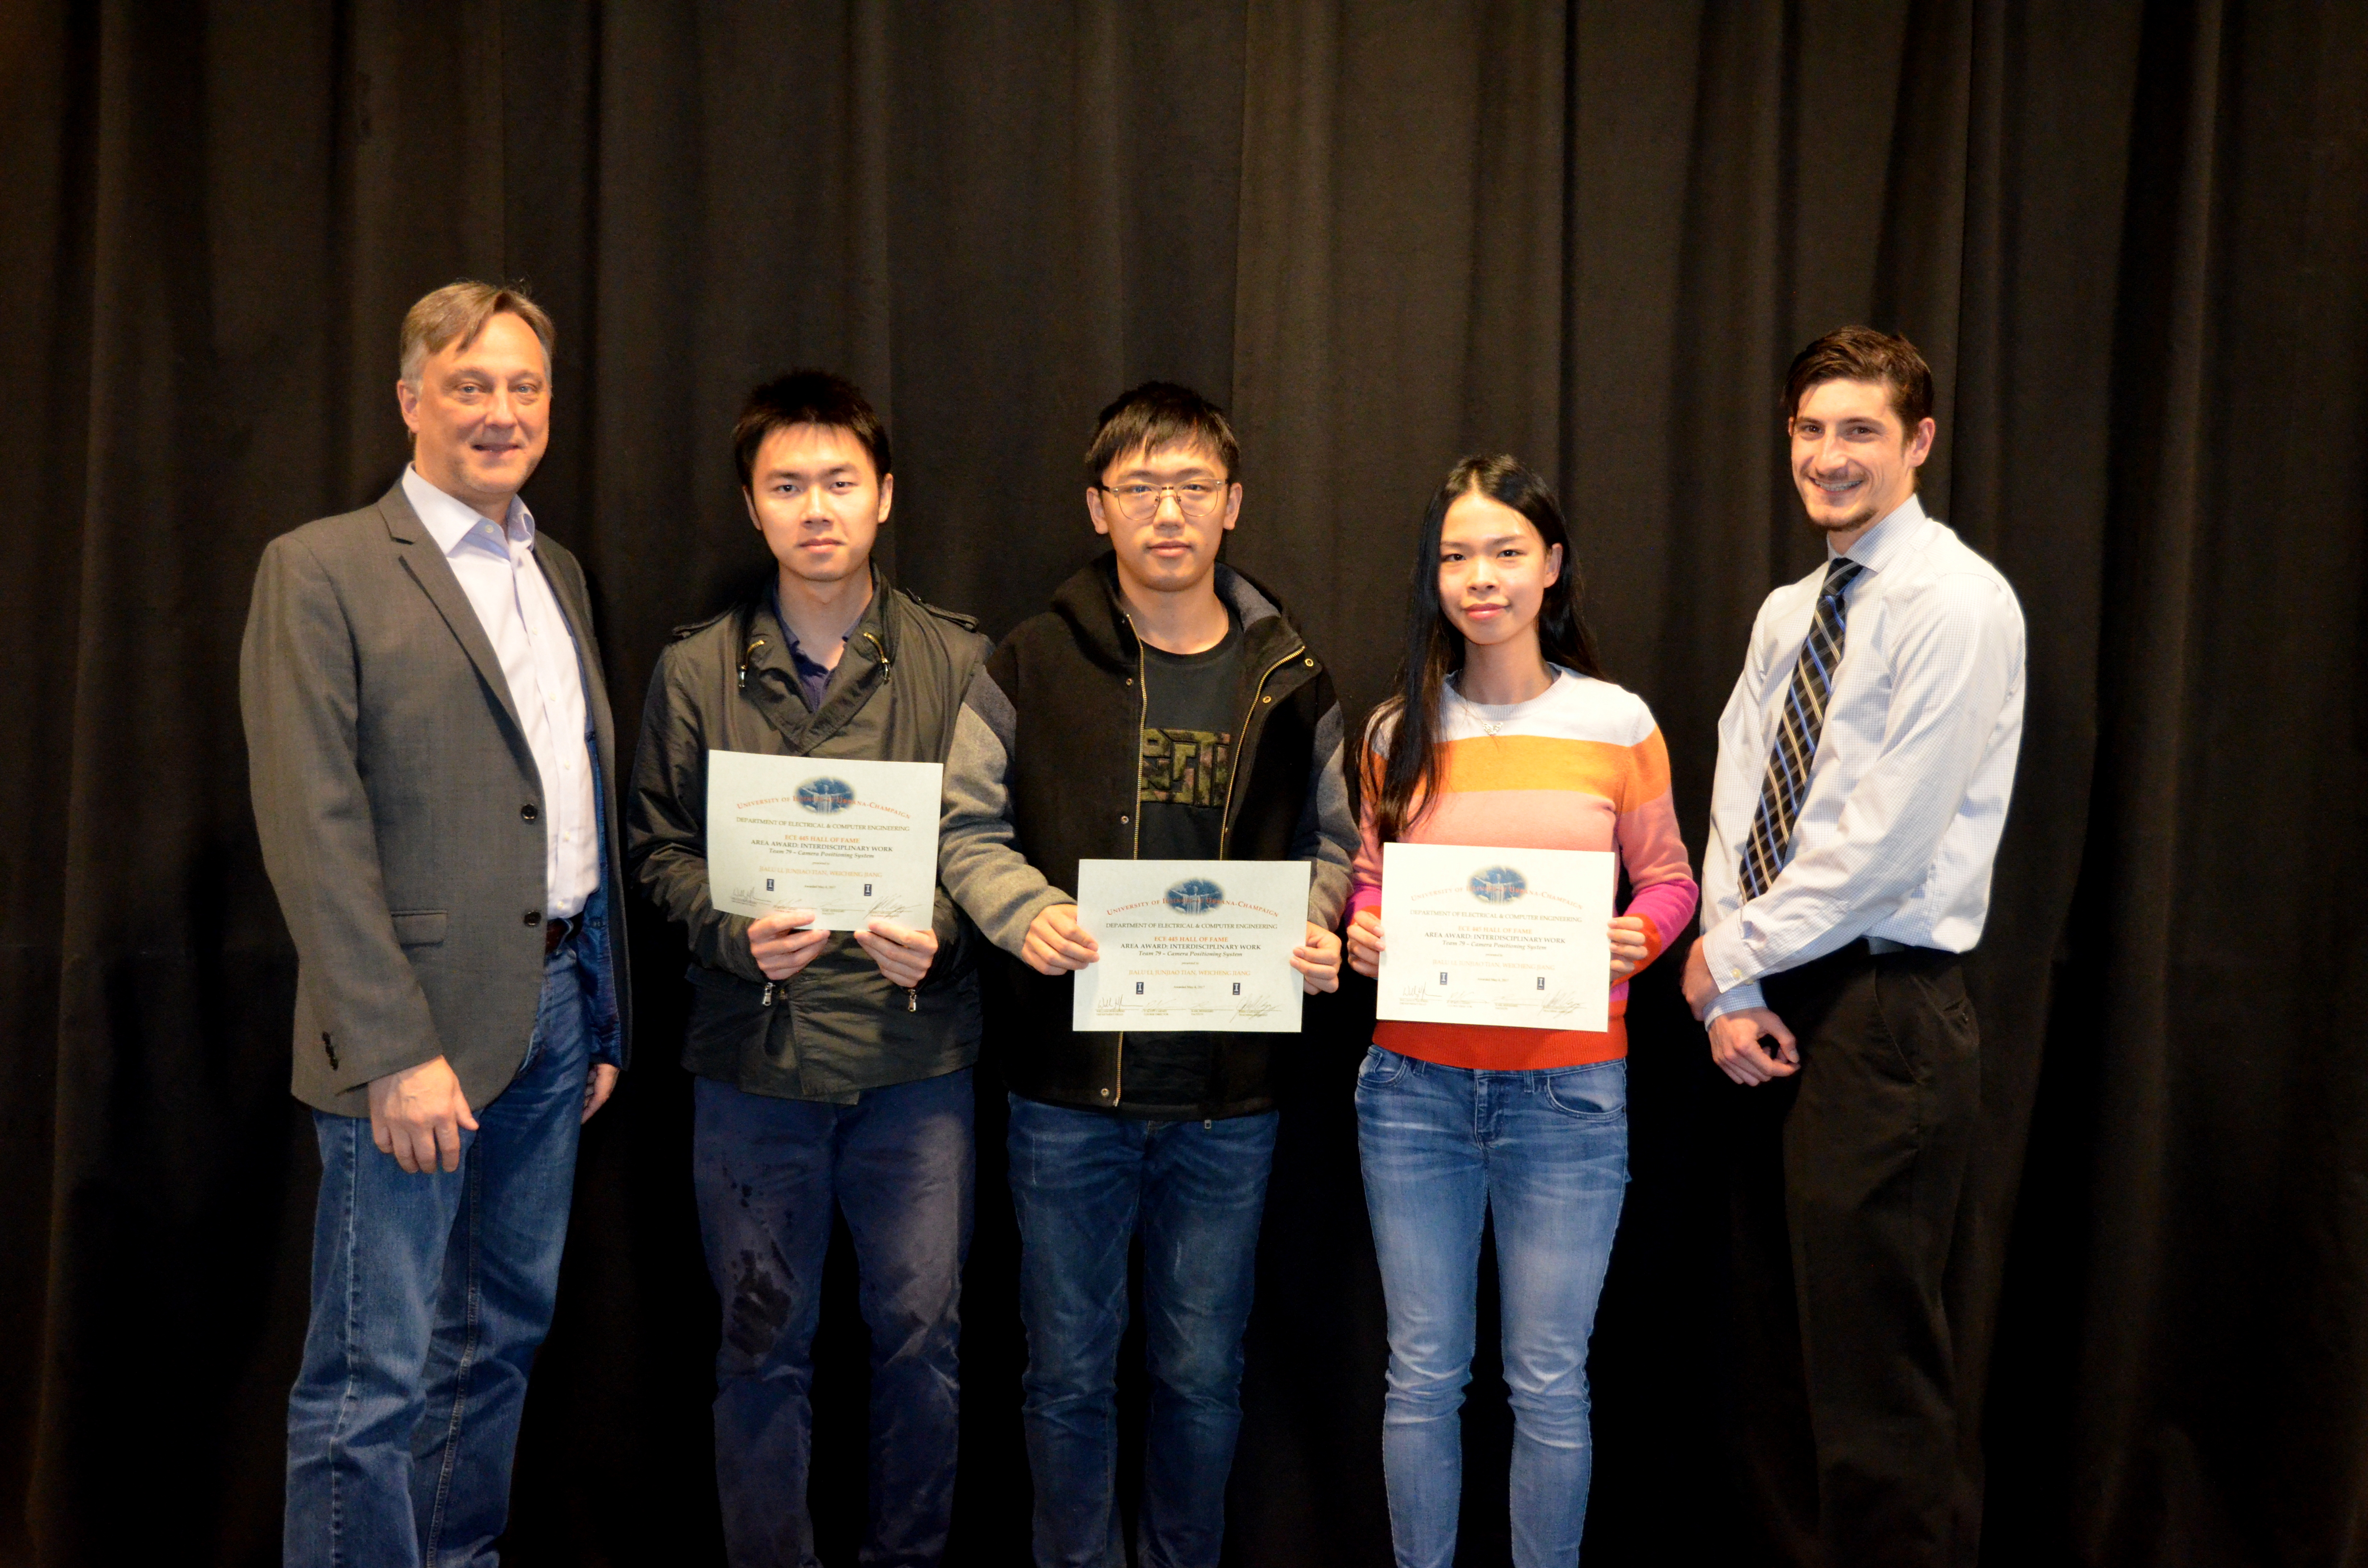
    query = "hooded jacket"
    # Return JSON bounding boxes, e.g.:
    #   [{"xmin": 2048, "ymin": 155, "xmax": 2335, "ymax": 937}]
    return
[
  {"xmin": 627, "ymin": 567, "xmax": 990, "ymax": 1101},
  {"xmin": 940, "ymin": 554, "xmax": 1356, "ymax": 1118}
]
